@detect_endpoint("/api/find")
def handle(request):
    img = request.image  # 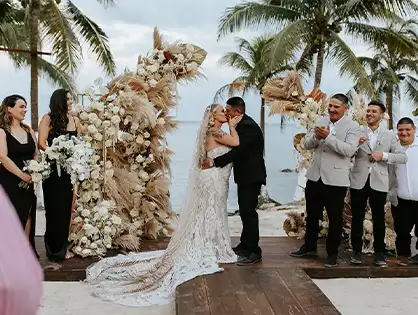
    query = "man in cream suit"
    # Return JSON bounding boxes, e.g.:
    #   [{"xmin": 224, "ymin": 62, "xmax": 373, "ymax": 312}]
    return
[
  {"xmin": 290, "ymin": 93, "xmax": 361, "ymax": 267},
  {"xmin": 349, "ymin": 101, "xmax": 407, "ymax": 267}
]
